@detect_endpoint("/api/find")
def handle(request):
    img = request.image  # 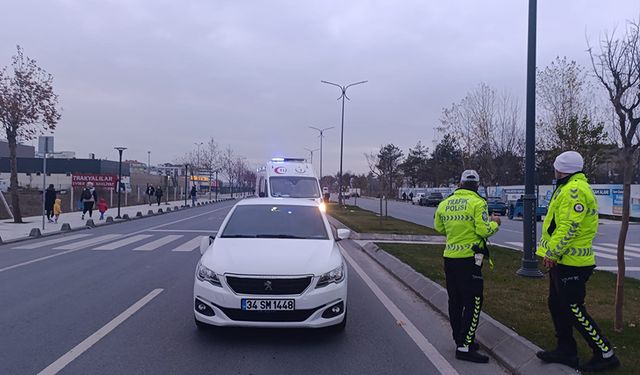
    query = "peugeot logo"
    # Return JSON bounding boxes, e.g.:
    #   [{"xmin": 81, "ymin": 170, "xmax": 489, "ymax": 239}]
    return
[{"xmin": 264, "ymin": 280, "xmax": 273, "ymax": 291}]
